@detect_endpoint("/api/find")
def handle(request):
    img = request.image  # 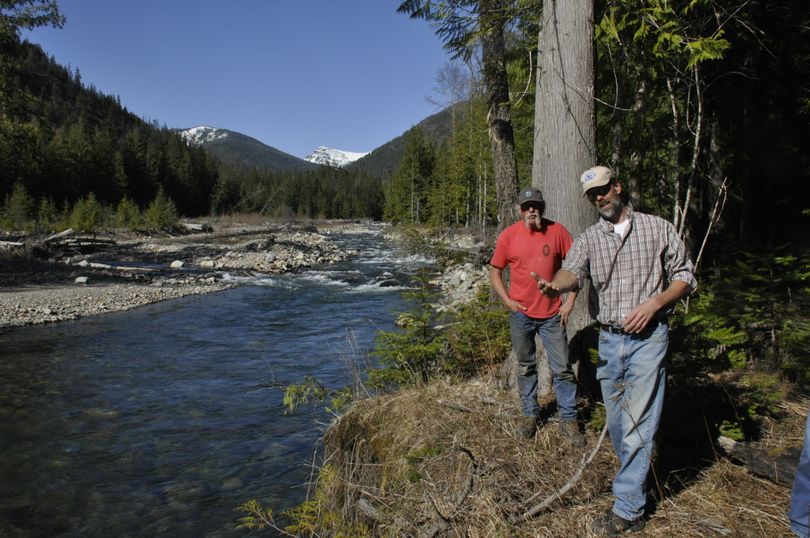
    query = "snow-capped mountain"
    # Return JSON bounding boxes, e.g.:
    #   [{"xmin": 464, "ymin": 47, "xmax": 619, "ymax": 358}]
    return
[
  {"xmin": 305, "ymin": 146, "xmax": 369, "ymax": 168},
  {"xmin": 179, "ymin": 125, "xmax": 229, "ymax": 146},
  {"xmin": 177, "ymin": 125, "xmax": 318, "ymax": 172}
]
